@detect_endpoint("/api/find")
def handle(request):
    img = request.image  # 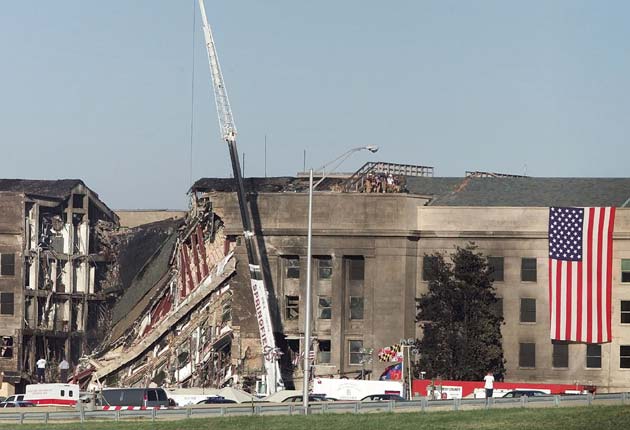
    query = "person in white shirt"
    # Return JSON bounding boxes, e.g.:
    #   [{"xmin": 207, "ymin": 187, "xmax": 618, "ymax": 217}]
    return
[
  {"xmin": 484, "ymin": 371, "xmax": 495, "ymax": 400},
  {"xmin": 36, "ymin": 357, "xmax": 47, "ymax": 383},
  {"xmin": 59, "ymin": 358, "xmax": 70, "ymax": 383}
]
